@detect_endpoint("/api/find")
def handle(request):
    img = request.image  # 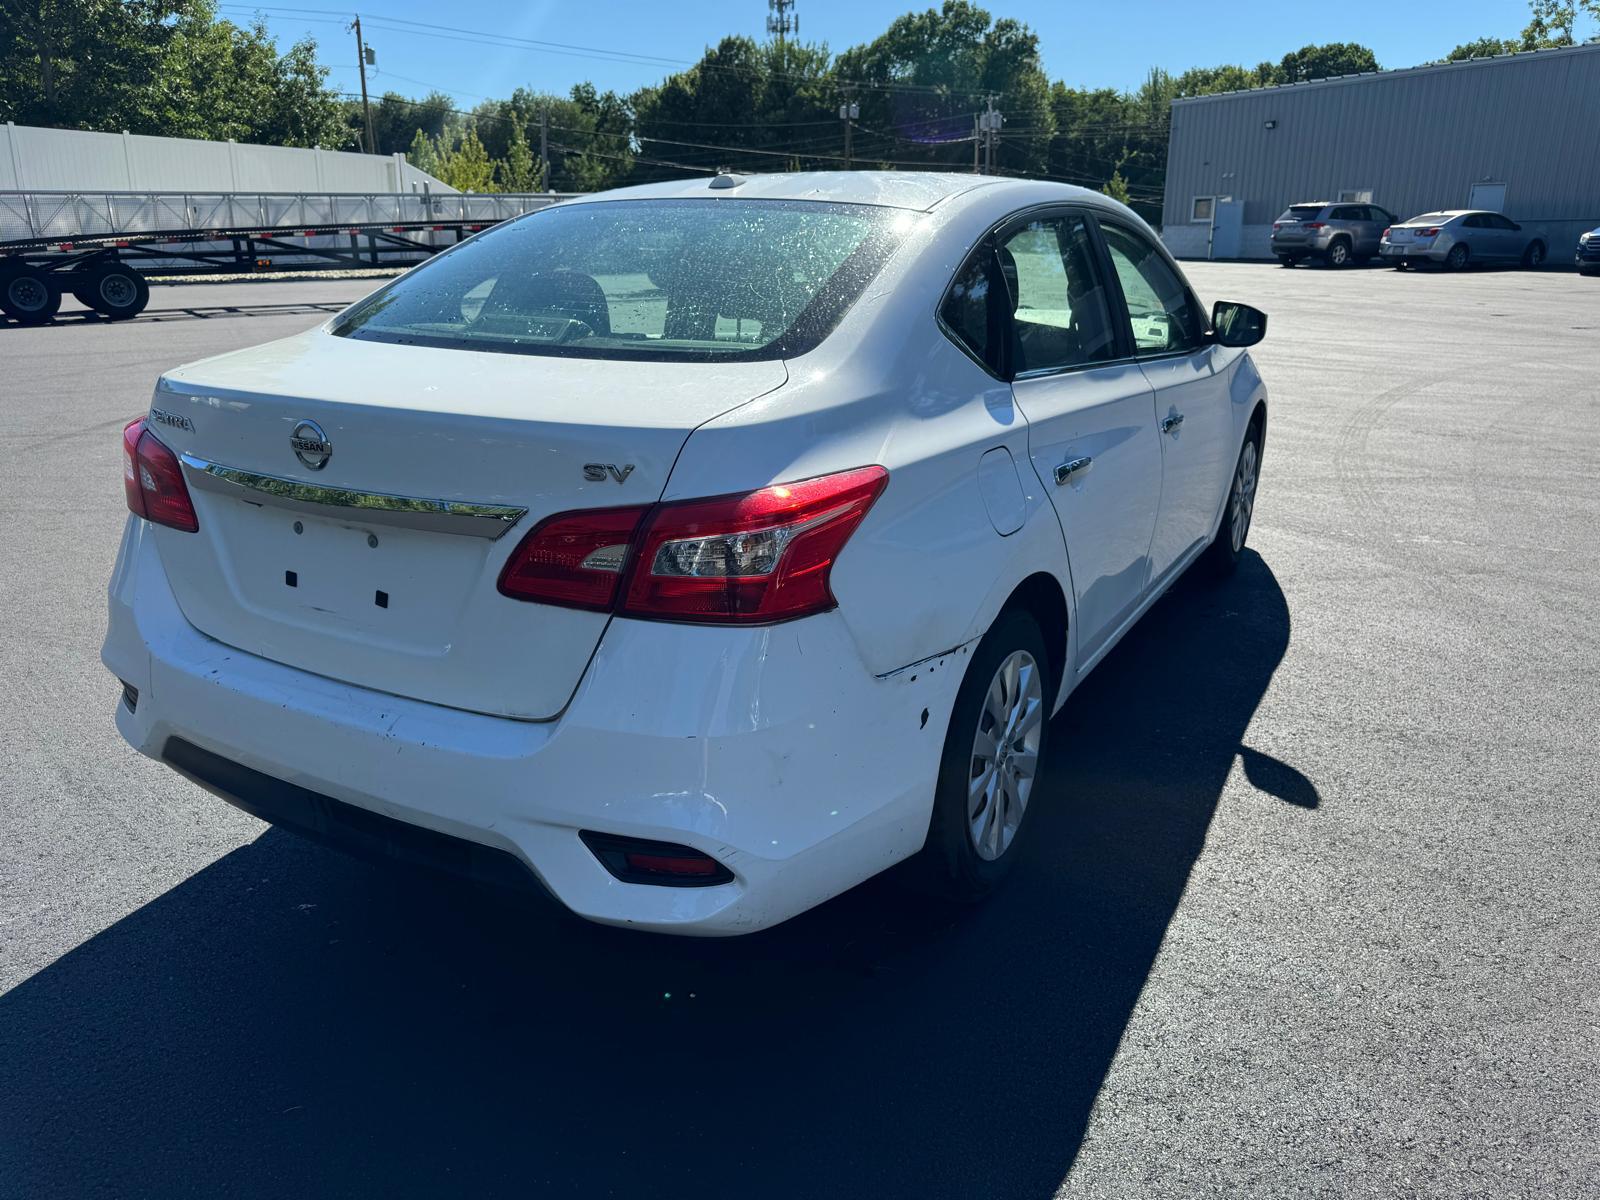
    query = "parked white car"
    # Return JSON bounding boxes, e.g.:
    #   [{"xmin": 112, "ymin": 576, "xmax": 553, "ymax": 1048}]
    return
[{"xmin": 104, "ymin": 172, "xmax": 1269, "ymax": 935}]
